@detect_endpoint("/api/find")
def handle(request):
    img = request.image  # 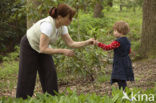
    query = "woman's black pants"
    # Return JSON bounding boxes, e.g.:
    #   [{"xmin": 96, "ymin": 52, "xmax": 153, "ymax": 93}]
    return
[{"xmin": 16, "ymin": 35, "xmax": 58, "ymax": 99}]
